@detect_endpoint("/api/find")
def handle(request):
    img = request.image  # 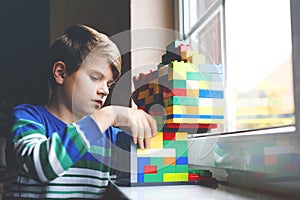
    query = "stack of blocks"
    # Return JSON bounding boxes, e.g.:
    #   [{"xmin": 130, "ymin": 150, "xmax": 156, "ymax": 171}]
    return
[{"xmin": 131, "ymin": 39, "xmax": 224, "ymax": 185}]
